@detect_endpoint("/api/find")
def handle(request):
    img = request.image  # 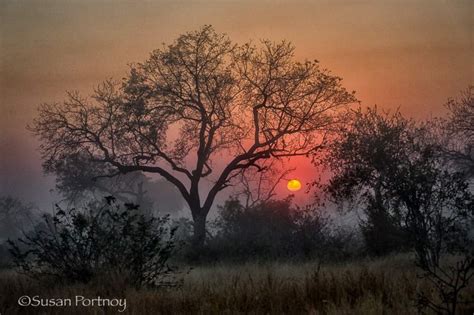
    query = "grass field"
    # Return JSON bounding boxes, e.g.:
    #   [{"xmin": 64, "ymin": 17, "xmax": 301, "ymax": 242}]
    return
[{"xmin": 1, "ymin": 254, "xmax": 473, "ymax": 314}]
